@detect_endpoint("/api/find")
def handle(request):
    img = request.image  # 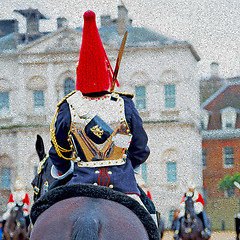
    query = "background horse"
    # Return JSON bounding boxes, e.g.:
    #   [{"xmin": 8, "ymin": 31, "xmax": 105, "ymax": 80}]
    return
[
  {"xmin": 3, "ymin": 204, "xmax": 28, "ymax": 240},
  {"xmin": 29, "ymin": 184, "xmax": 160, "ymax": 240},
  {"xmin": 179, "ymin": 196, "xmax": 210, "ymax": 240}
]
